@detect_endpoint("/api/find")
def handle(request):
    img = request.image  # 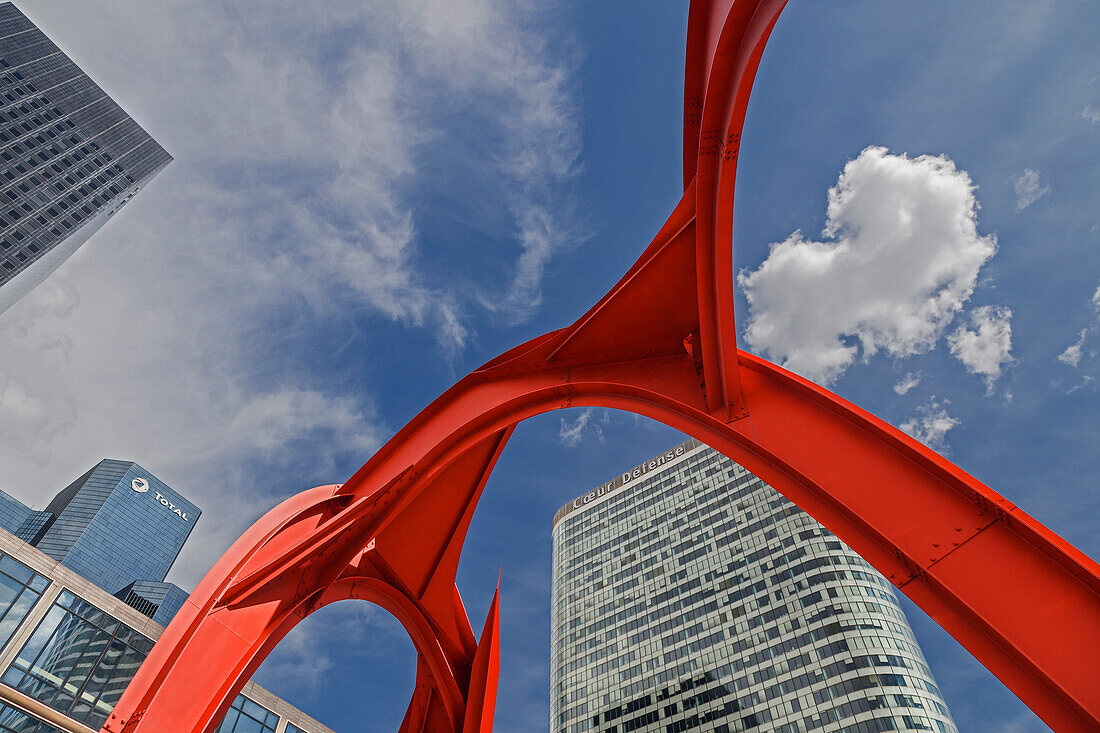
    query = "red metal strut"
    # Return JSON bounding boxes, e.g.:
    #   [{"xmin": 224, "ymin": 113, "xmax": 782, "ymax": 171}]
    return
[{"xmin": 103, "ymin": 1, "xmax": 1100, "ymax": 731}]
